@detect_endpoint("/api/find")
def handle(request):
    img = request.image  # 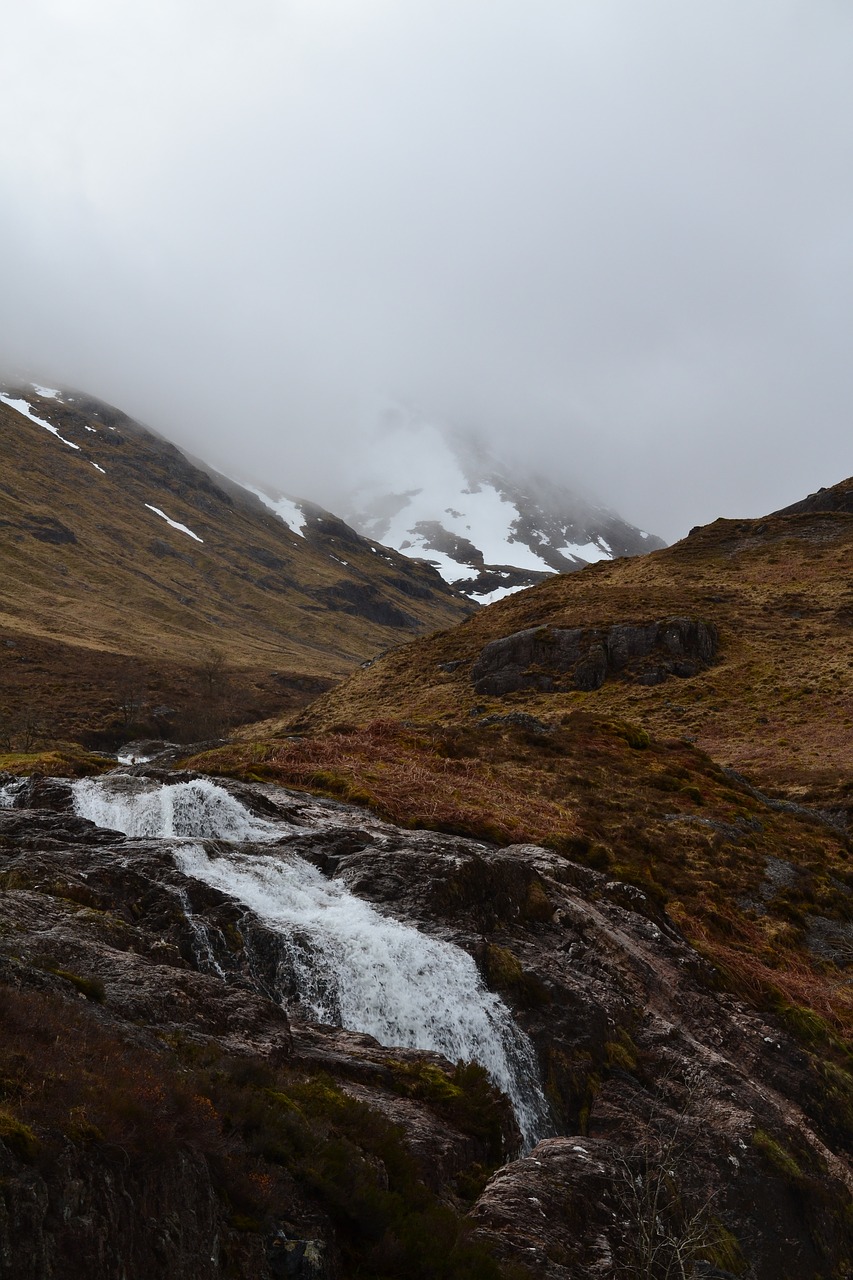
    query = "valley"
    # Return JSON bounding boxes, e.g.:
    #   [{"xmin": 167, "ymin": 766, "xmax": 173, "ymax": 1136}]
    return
[{"xmin": 1, "ymin": 389, "xmax": 851, "ymax": 1279}]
